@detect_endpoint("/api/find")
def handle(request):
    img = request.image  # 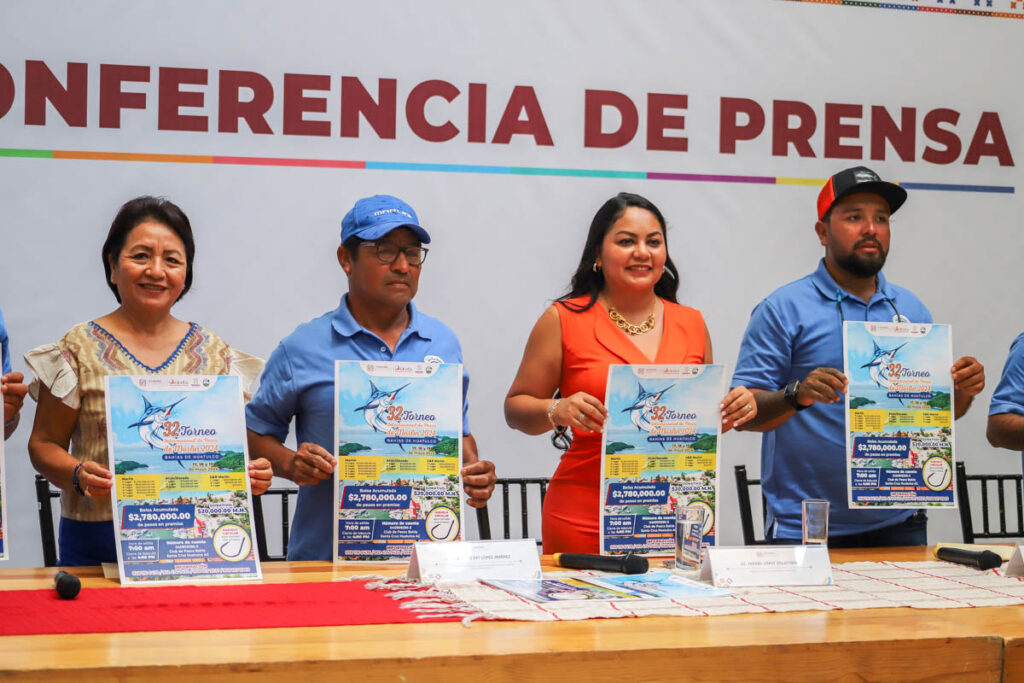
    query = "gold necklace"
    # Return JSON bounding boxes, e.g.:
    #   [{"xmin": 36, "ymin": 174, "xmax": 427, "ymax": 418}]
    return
[{"xmin": 608, "ymin": 307, "xmax": 656, "ymax": 335}]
